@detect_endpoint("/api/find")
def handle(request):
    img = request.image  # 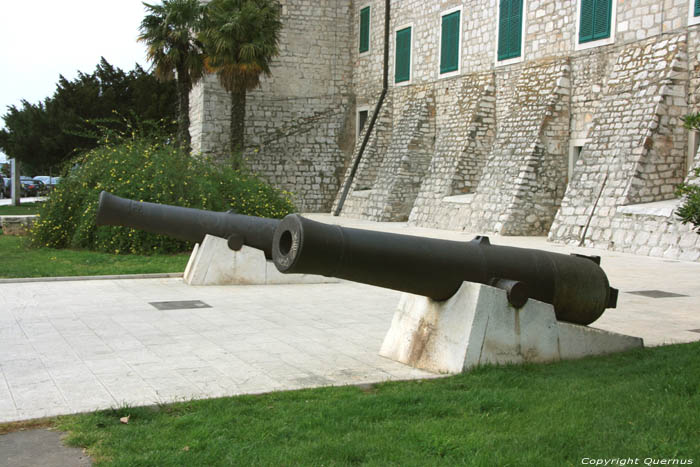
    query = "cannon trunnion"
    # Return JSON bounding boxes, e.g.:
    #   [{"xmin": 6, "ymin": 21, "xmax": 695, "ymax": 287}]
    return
[{"xmin": 272, "ymin": 214, "xmax": 617, "ymax": 325}]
